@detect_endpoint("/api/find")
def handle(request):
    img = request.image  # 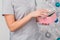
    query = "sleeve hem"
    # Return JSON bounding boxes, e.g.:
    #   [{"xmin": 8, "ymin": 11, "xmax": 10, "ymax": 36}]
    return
[{"xmin": 2, "ymin": 13, "xmax": 14, "ymax": 16}]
